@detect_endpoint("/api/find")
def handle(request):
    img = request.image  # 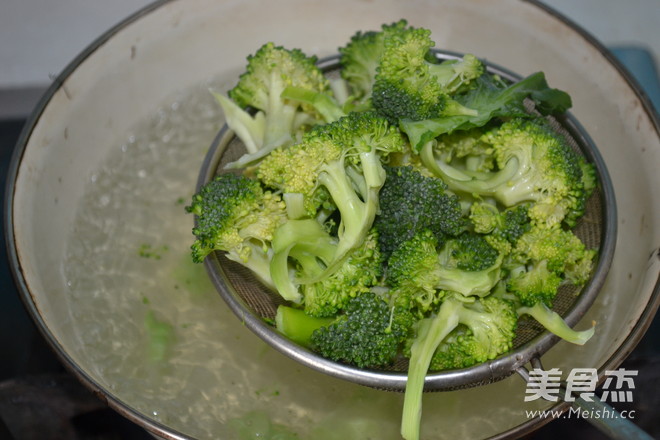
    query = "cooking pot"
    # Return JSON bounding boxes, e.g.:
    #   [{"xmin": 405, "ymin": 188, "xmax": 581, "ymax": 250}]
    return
[{"xmin": 6, "ymin": 1, "xmax": 659, "ymax": 438}]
